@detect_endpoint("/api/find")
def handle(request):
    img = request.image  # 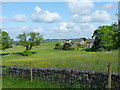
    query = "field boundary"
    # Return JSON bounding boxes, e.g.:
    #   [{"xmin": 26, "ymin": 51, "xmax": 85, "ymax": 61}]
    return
[{"xmin": 2, "ymin": 66, "xmax": 120, "ymax": 88}]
